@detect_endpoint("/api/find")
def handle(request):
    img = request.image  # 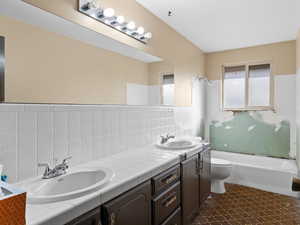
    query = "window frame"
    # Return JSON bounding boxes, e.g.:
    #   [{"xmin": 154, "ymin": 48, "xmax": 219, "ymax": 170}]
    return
[
  {"xmin": 221, "ymin": 61, "xmax": 274, "ymax": 112},
  {"xmin": 160, "ymin": 72, "xmax": 175, "ymax": 105}
]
